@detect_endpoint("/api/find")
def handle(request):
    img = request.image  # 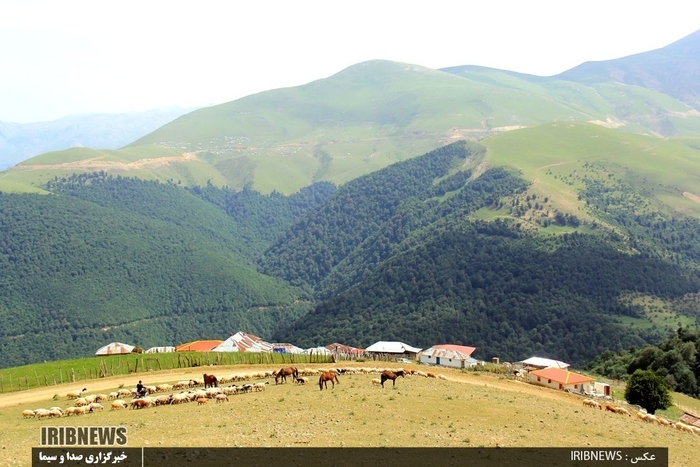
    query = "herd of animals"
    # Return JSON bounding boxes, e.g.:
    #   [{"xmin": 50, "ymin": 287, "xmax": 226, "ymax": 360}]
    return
[
  {"xmin": 19, "ymin": 365, "xmax": 445, "ymax": 419},
  {"xmin": 581, "ymin": 398, "xmax": 700, "ymax": 437},
  {"xmin": 18, "ymin": 364, "xmax": 700, "ymax": 439}
]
